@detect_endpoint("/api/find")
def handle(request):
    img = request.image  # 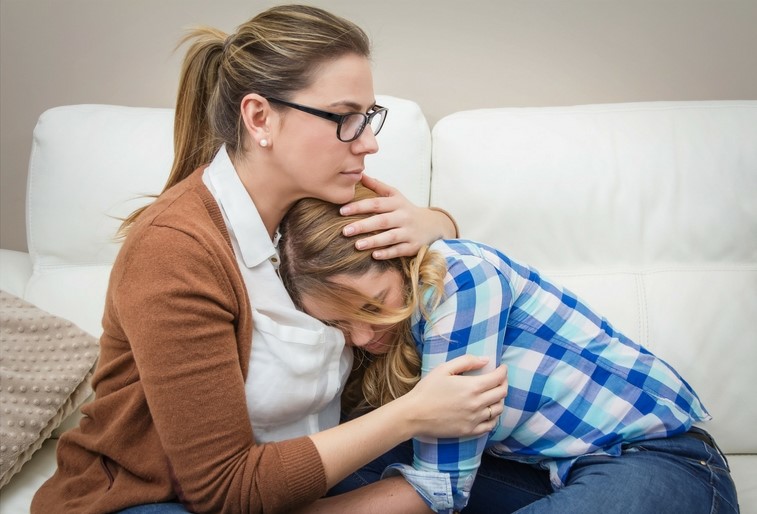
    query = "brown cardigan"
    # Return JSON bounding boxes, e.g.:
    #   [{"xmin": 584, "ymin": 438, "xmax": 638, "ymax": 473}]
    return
[{"xmin": 32, "ymin": 169, "xmax": 328, "ymax": 513}]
